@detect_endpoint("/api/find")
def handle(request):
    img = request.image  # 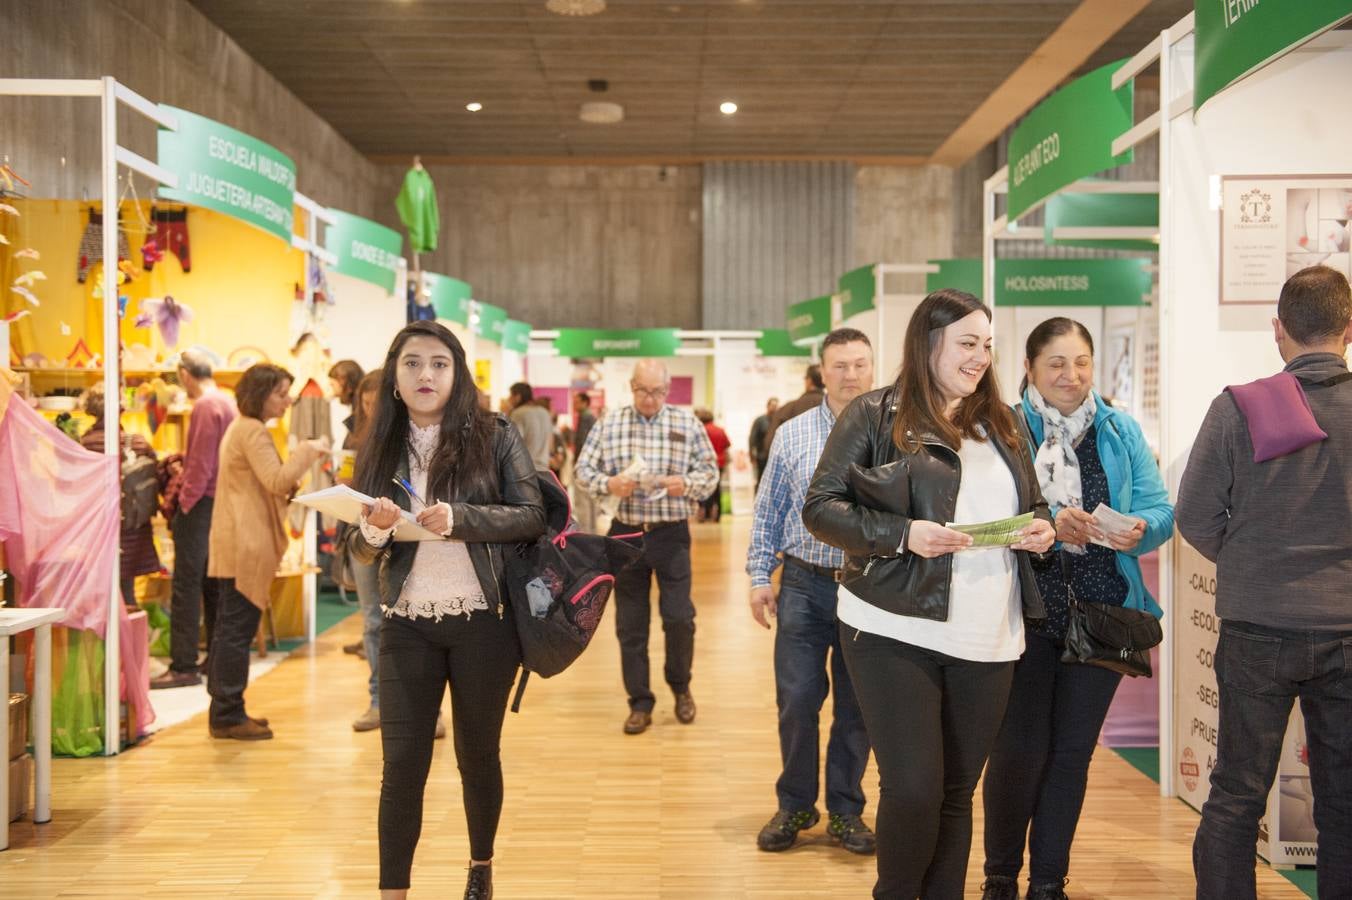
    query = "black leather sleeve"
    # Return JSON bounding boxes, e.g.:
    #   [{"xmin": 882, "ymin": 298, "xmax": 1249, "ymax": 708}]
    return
[
  {"xmin": 449, "ymin": 418, "xmax": 547, "ymax": 543},
  {"xmin": 802, "ymin": 396, "xmax": 909, "ymax": 559}
]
